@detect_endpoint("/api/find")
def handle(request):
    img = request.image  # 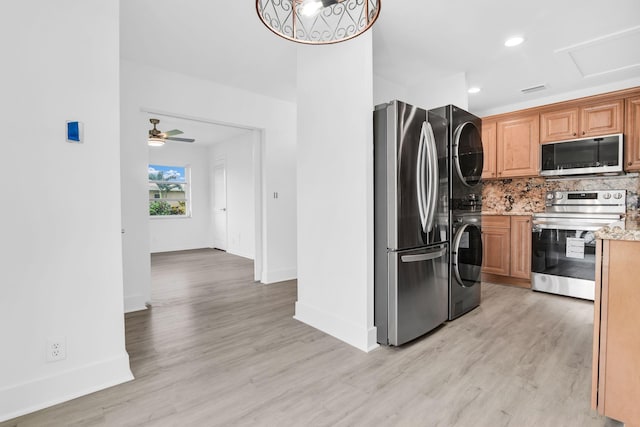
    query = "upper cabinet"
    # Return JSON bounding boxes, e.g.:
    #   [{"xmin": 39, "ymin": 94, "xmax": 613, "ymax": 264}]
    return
[
  {"xmin": 481, "ymin": 120, "xmax": 497, "ymax": 179},
  {"xmin": 496, "ymin": 114, "xmax": 539, "ymax": 178},
  {"xmin": 540, "ymin": 99, "xmax": 624, "ymax": 143},
  {"xmin": 540, "ymin": 108, "xmax": 579, "ymax": 142},
  {"xmin": 625, "ymin": 96, "xmax": 640, "ymax": 171},
  {"xmin": 581, "ymin": 100, "xmax": 624, "ymax": 137},
  {"xmin": 481, "ymin": 86, "xmax": 640, "ymax": 179}
]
